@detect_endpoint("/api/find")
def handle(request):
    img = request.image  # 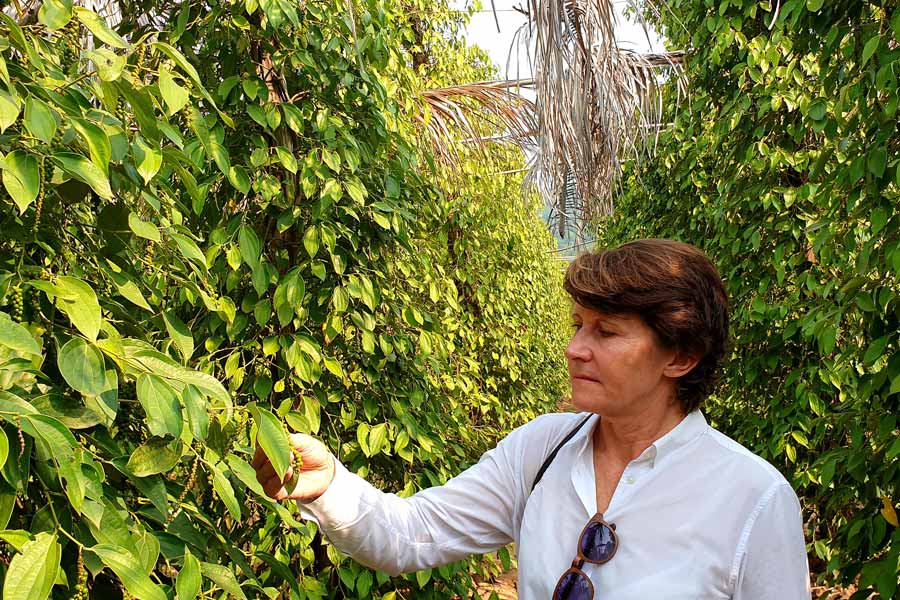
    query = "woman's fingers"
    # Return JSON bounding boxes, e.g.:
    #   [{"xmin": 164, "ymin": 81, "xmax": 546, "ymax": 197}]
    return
[
  {"xmin": 258, "ymin": 463, "xmax": 298, "ymax": 499},
  {"xmin": 261, "ymin": 477, "xmax": 284, "ymax": 499},
  {"xmin": 251, "ymin": 445, "xmax": 271, "ymax": 470},
  {"xmin": 253, "ymin": 432, "xmax": 332, "ymax": 501},
  {"xmin": 255, "ymin": 462, "xmax": 277, "ymax": 486}
]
